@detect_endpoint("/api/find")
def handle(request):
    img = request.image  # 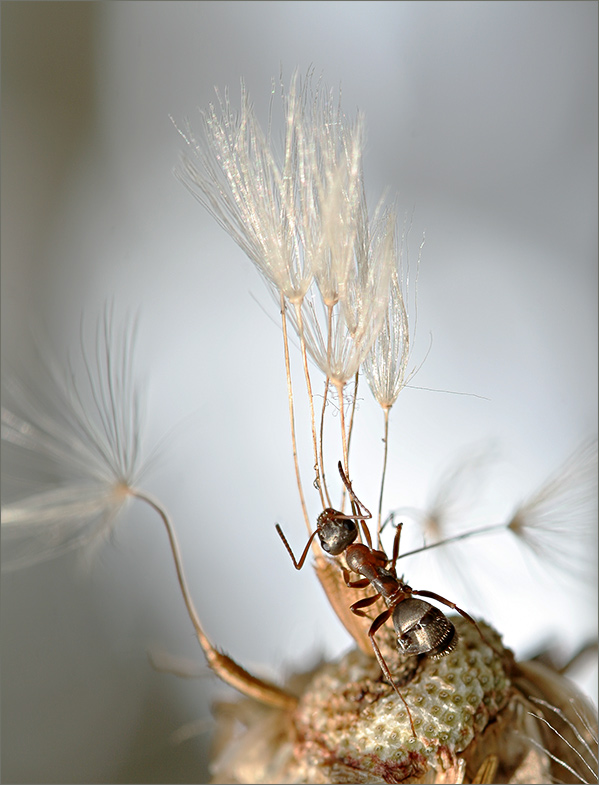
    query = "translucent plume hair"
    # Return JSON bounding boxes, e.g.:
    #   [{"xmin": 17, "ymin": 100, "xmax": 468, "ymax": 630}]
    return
[
  {"xmin": 1, "ymin": 309, "xmax": 147, "ymax": 568},
  {"xmin": 1, "ymin": 308, "xmax": 297, "ymax": 710},
  {"xmin": 362, "ymin": 213, "xmax": 423, "ymax": 535},
  {"xmin": 507, "ymin": 438, "xmax": 599, "ymax": 576},
  {"xmin": 176, "ymin": 70, "xmax": 403, "ymax": 529},
  {"xmin": 389, "ymin": 438, "xmax": 598, "ymax": 591}
]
